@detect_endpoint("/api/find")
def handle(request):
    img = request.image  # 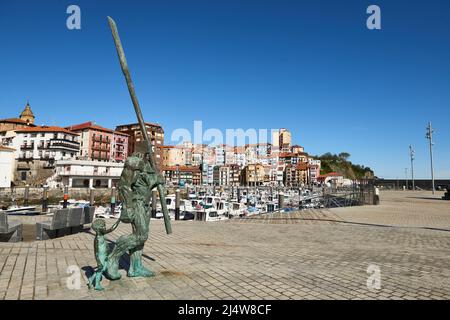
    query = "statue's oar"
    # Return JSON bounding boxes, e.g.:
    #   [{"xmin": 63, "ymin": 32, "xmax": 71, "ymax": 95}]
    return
[{"xmin": 107, "ymin": 16, "xmax": 172, "ymax": 234}]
